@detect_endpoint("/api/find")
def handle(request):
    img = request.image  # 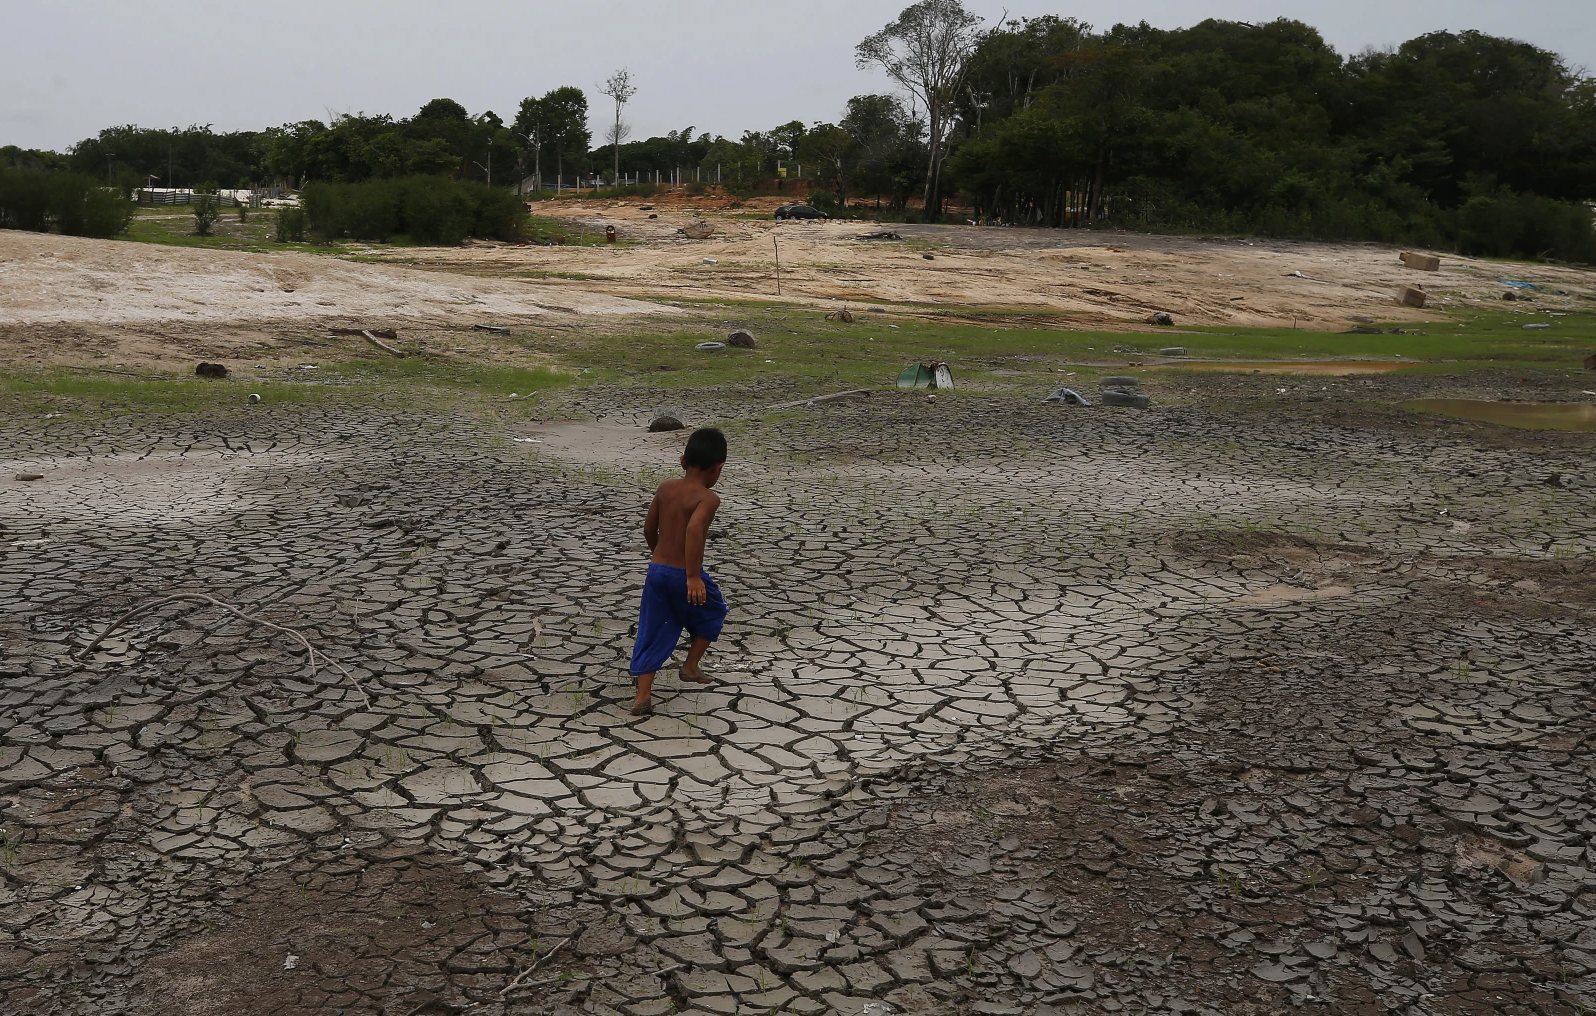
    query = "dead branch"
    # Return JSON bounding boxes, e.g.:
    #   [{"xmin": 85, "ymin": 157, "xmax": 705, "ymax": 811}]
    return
[
  {"xmin": 362, "ymin": 330, "xmax": 405, "ymax": 357},
  {"xmin": 500, "ymin": 934, "xmax": 575, "ymax": 996},
  {"xmin": 75, "ymin": 593, "xmax": 371, "ymax": 708}
]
